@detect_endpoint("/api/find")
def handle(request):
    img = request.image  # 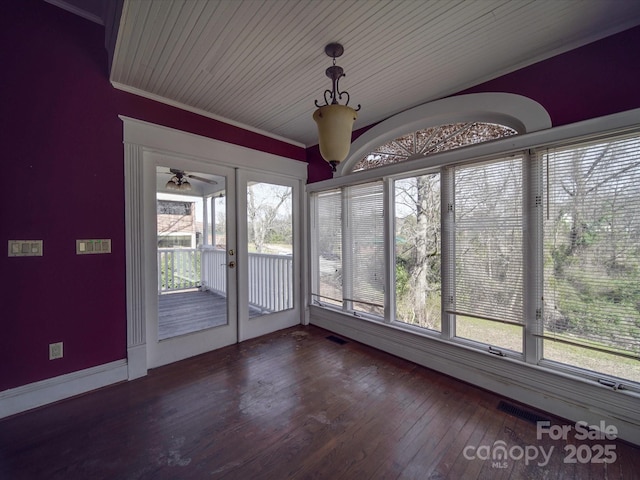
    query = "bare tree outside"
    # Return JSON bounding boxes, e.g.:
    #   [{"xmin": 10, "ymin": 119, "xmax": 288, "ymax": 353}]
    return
[
  {"xmin": 316, "ymin": 124, "xmax": 640, "ymax": 382},
  {"xmin": 245, "ymin": 182, "xmax": 295, "ymax": 316},
  {"xmin": 247, "ymin": 182, "xmax": 292, "ymax": 254},
  {"xmin": 544, "ymin": 137, "xmax": 640, "ymax": 359},
  {"xmin": 364, "ymin": 123, "xmax": 516, "ymax": 329},
  {"xmin": 395, "ymin": 174, "xmax": 441, "ymax": 328}
]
